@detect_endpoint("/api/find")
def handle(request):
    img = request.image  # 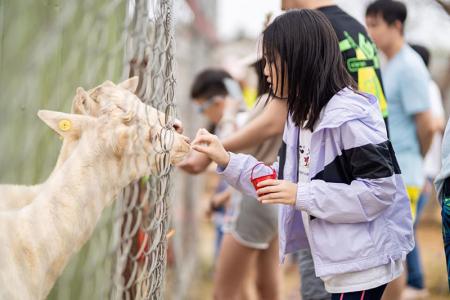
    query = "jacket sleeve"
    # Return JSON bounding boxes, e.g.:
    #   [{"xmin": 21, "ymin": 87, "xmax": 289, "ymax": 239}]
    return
[
  {"xmin": 295, "ymin": 119, "xmax": 401, "ymax": 223},
  {"xmin": 435, "ymin": 119, "xmax": 450, "ymax": 206},
  {"xmin": 217, "ymin": 152, "xmax": 279, "ymax": 199}
]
